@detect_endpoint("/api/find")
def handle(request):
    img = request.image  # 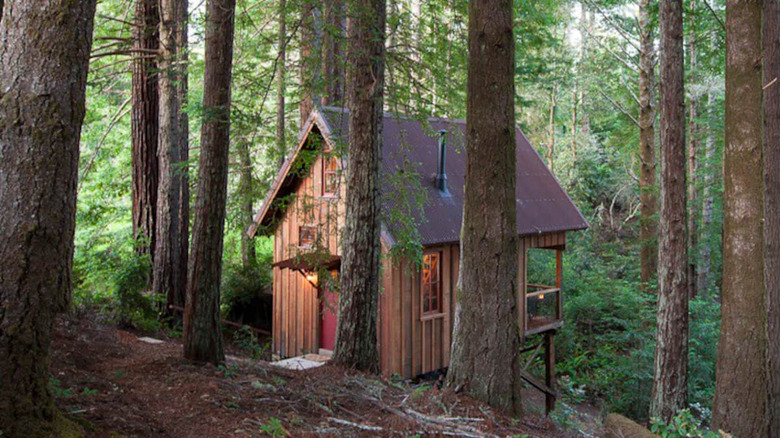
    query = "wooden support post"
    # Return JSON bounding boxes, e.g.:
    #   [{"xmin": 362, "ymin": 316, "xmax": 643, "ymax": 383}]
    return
[{"xmin": 544, "ymin": 330, "xmax": 556, "ymax": 415}]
